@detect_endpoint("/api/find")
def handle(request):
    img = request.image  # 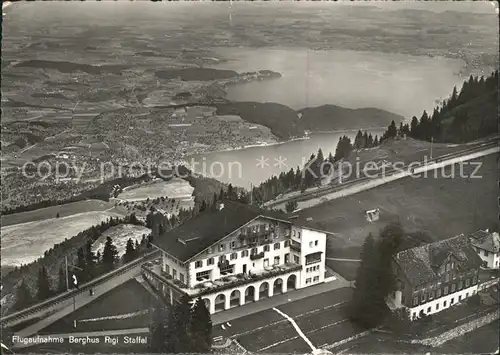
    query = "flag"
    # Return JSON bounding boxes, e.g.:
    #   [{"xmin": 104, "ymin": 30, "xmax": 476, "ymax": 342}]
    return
[
  {"xmin": 1, "ymin": 342, "xmax": 12, "ymax": 353},
  {"xmin": 72, "ymin": 274, "xmax": 78, "ymax": 288}
]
